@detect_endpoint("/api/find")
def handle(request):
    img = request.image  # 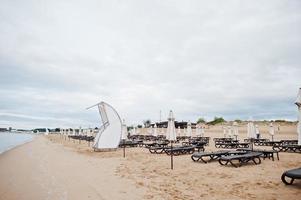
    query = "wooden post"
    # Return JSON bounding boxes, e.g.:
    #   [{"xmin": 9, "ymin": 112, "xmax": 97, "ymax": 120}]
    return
[
  {"xmin": 171, "ymin": 141, "xmax": 173, "ymax": 170},
  {"xmin": 123, "ymin": 144, "xmax": 126, "ymax": 158}
]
